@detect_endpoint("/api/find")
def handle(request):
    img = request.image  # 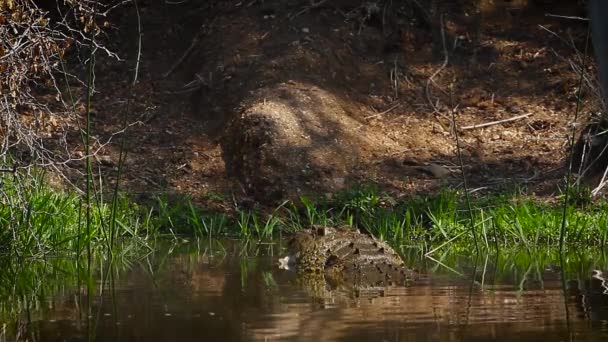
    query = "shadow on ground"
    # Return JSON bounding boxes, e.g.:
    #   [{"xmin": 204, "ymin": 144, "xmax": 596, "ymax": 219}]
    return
[{"xmin": 86, "ymin": 0, "xmax": 593, "ymax": 206}]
